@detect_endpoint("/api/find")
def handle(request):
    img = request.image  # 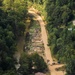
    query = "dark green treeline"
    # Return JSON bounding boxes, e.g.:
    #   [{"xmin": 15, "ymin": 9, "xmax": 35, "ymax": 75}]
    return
[
  {"xmin": 0, "ymin": 0, "xmax": 27, "ymax": 75},
  {"xmin": 0, "ymin": 0, "xmax": 47, "ymax": 75},
  {"xmin": 46, "ymin": 0, "xmax": 75, "ymax": 75}
]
